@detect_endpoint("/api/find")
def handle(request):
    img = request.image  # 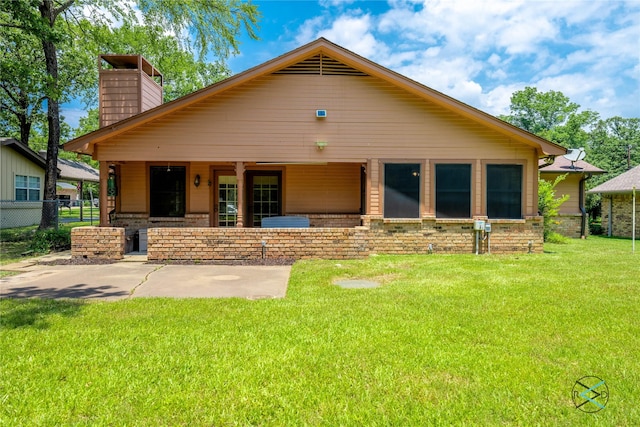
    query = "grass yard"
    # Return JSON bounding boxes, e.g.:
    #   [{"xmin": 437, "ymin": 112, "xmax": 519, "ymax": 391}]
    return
[
  {"xmin": 1, "ymin": 222, "xmax": 91, "ymax": 275},
  {"xmin": 1, "ymin": 236, "xmax": 638, "ymax": 425}
]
